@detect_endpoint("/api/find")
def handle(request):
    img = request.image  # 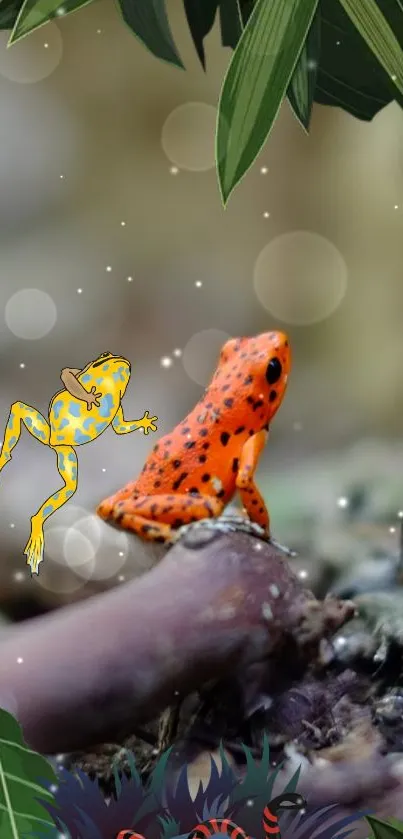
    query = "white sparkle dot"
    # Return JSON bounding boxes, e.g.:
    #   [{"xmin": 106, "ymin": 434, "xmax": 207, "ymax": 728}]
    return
[
  {"xmin": 337, "ymin": 496, "xmax": 349, "ymax": 509},
  {"xmin": 10, "ymin": 522, "xmax": 15, "ymax": 529},
  {"xmin": 246, "ymin": 799, "xmax": 254, "ymax": 807},
  {"xmin": 127, "ymin": 276, "xmax": 133, "ymax": 282},
  {"xmin": 106, "ymin": 265, "xmax": 112, "ymax": 272},
  {"xmin": 44, "ymin": 42, "xmax": 49, "ymax": 48},
  {"xmin": 50, "ymin": 784, "xmax": 58, "ymax": 793},
  {"xmin": 59, "ymin": 174, "xmax": 64, "ymax": 179},
  {"xmin": 170, "ymin": 166, "xmax": 179, "ymax": 175},
  {"xmin": 390, "ymin": 527, "xmax": 396, "ymax": 534},
  {"xmin": 101, "ymin": 467, "xmax": 106, "ymax": 472},
  {"xmin": 120, "ymin": 221, "xmax": 126, "ymax": 227},
  {"xmin": 17, "ymin": 657, "xmax": 23, "ymax": 664},
  {"xmin": 96, "ymin": 28, "xmax": 101, "ymax": 33},
  {"xmin": 254, "ymin": 542, "xmax": 263, "ymax": 551},
  {"xmin": 56, "ymin": 754, "xmax": 65, "ymax": 762},
  {"xmin": 336, "ymin": 636, "xmax": 347, "ymax": 648},
  {"xmin": 336, "ymin": 40, "xmax": 341, "ymax": 45},
  {"xmin": 263, "ymin": 211, "xmax": 270, "ymax": 218},
  {"xmin": 392, "ymin": 74, "xmax": 397, "ymax": 81},
  {"xmin": 77, "ymin": 288, "xmax": 82, "ymax": 294},
  {"xmin": 19, "ymin": 363, "xmax": 25, "ymax": 369},
  {"xmin": 118, "ymin": 575, "xmax": 125, "ymax": 582},
  {"xmin": 394, "ymin": 204, "xmax": 399, "ymax": 210},
  {"xmin": 398, "ymin": 511, "xmax": 403, "ymax": 519},
  {"xmin": 118, "ymin": 551, "xmax": 124, "ymax": 557},
  {"xmin": 173, "ymin": 348, "xmax": 182, "ymax": 357},
  {"xmin": 174, "ymin": 690, "xmax": 180, "ymax": 696},
  {"xmin": 298, "ymin": 569, "xmax": 308, "ymax": 579},
  {"xmin": 195, "ymin": 280, "xmax": 203, "ymax": 288},
  {"xmin": 161, "ymin": 356, "xmax": 173, "ymax": 368},
  {"xmin": 307, "ymin": 59, "xmax": 317, "ymax": 70},
  {"xmin": 56, "ymin": 6, "xmax": 66, "ymax": 14},
  {"xmin": 14, "ymin": 571, "xmax": 24, "ymax": 582},
  {"xmin": 260, "ymin": 166, "xmax": 268, "ymax": 175}
]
